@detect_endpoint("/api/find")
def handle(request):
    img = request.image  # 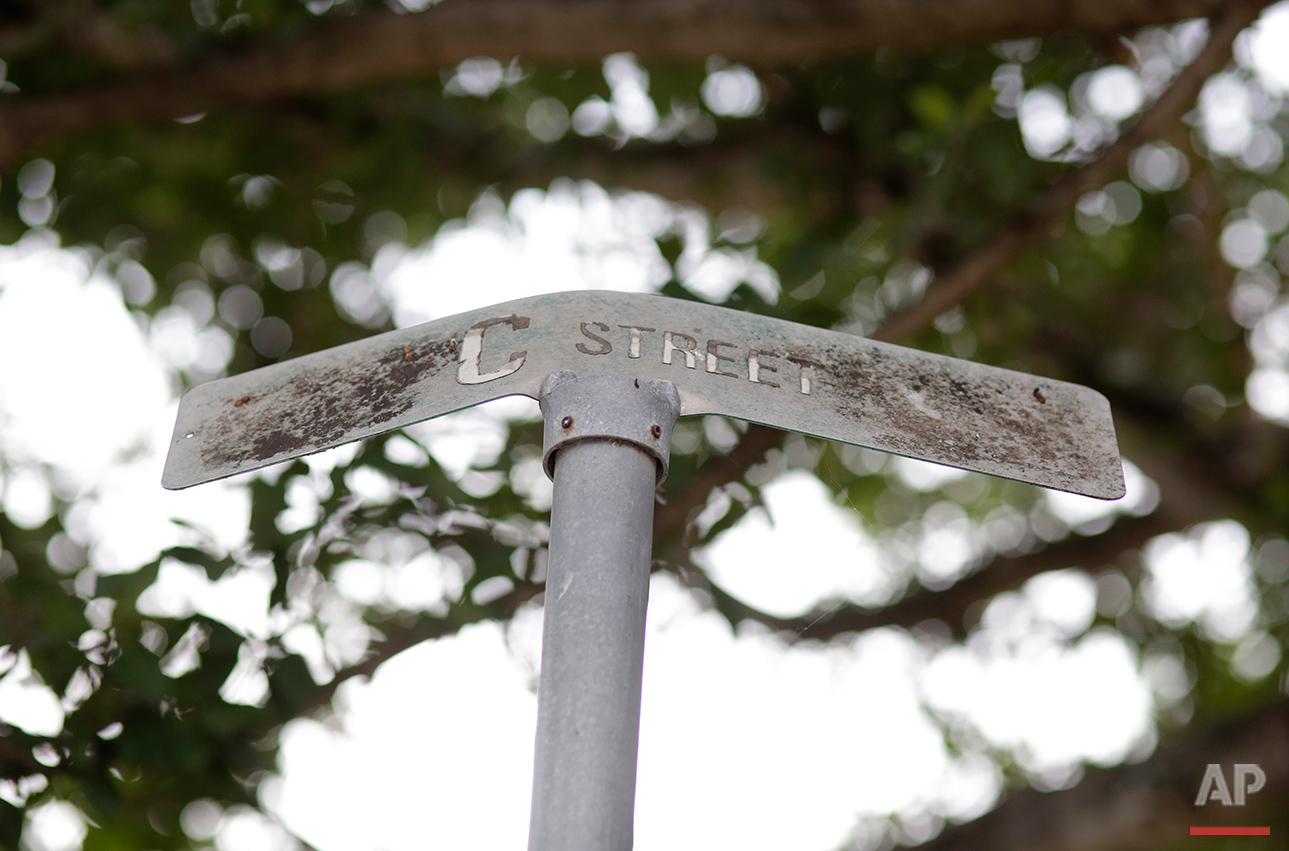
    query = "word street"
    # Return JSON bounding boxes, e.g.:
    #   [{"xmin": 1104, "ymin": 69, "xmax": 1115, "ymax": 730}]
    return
[{"xmin": 457, "ymin": 313, "xmax": 820, "ymax": 396}]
